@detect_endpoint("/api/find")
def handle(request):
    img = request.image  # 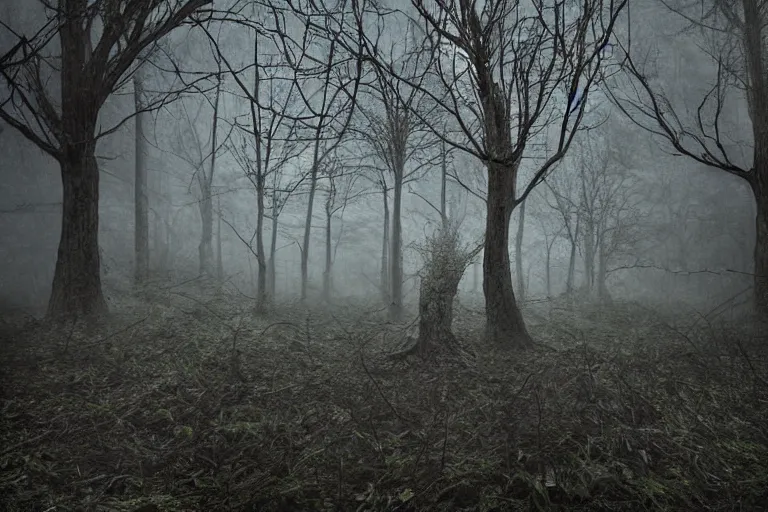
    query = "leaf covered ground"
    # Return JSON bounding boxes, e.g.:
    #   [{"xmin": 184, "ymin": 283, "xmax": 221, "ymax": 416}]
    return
[{"xmin": 1, "ymin": 286, "xmax": 767, "ymax": 511}]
